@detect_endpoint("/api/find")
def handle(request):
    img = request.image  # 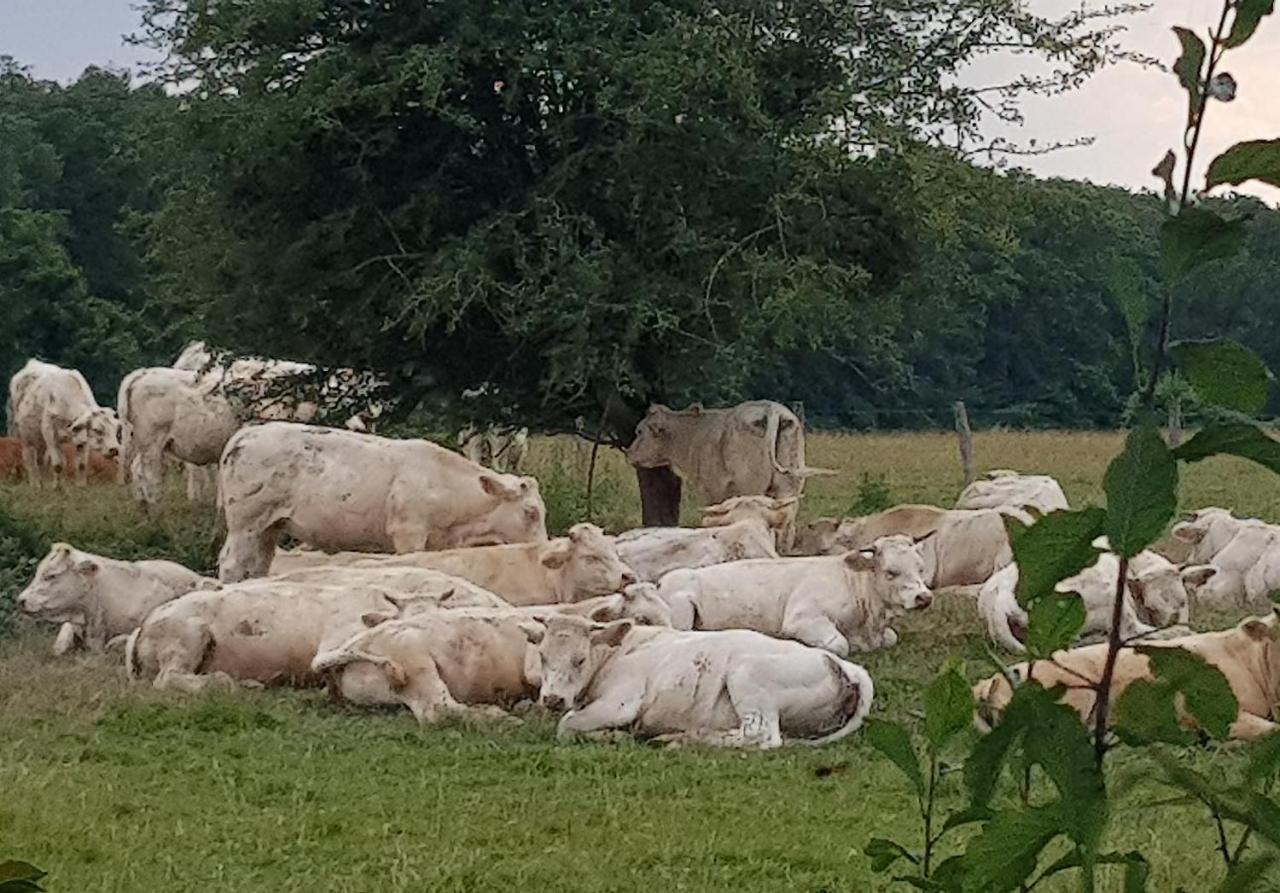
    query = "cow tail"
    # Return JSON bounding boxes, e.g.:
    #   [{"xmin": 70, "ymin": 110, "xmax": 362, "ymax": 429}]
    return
[
  {"xmin": 124, "ymin": 628, "xmax": 144, "ymax": 681},
  {"xmin": 764, "ymin": 405, "xmax": 790, "ymax": 478},
  {"xmin": 116, "ymin": 373, "xmax": 135, "ymax": 482},
  {"xmin": 802, "ymin": 657, "xmax": 875, "ymax": 747}
]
